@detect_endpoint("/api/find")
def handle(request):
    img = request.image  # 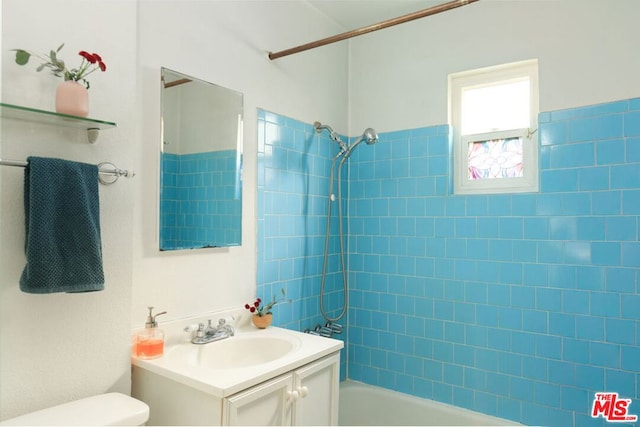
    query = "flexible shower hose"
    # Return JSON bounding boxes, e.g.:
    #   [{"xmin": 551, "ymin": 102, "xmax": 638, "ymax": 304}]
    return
[{"xmin": 319, "ymin": 152, "xmax": 350, "ymax": 322}]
